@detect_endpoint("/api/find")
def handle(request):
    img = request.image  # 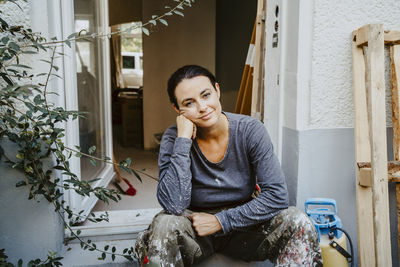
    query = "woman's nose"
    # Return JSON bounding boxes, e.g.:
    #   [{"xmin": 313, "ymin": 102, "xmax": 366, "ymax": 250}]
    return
[{"xmin": 198, "ymin": 100, "xmax": 207, "ymax": 112}]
